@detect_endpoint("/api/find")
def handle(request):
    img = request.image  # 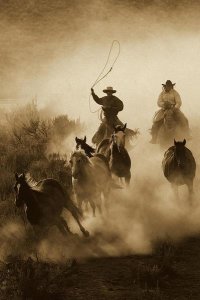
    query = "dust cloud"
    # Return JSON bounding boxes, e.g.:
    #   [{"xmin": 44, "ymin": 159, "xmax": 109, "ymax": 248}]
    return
[{"xmin": 0, "ymin": 0, "xmax": 200, "ymax": 261}]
